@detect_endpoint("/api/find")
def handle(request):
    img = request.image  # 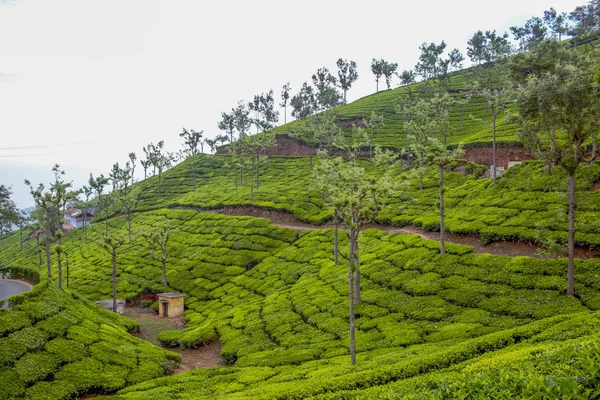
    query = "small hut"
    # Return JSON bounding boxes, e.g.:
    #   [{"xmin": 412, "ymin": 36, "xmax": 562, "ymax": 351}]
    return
[{"xmin": 157, "ymin": 293, "xmax": 185, "ymax": 318}]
